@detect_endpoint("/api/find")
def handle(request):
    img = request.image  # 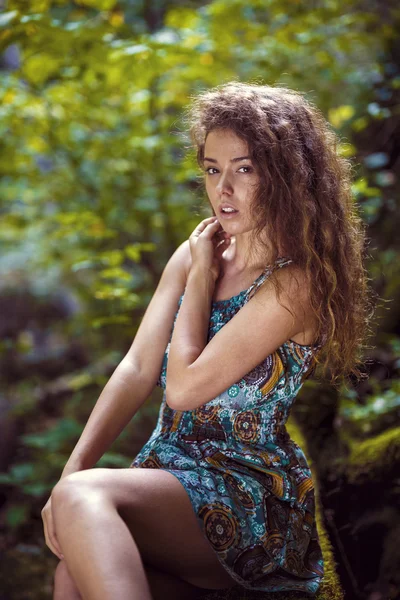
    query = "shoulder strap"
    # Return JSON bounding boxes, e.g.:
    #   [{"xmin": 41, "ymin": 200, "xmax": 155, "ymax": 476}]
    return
[{"xmin": 244, "ymin": 257, "xmax": 293, "ymax": 303}]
